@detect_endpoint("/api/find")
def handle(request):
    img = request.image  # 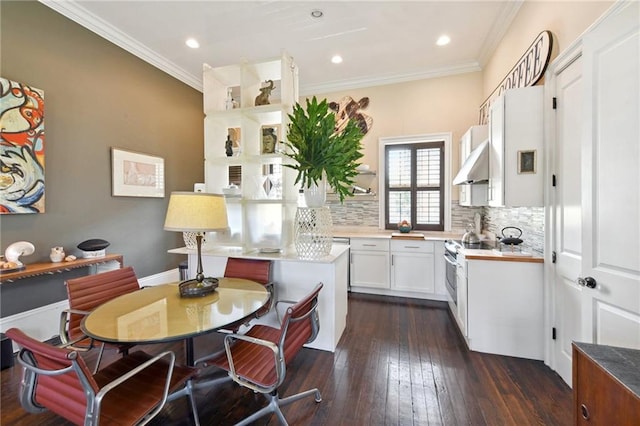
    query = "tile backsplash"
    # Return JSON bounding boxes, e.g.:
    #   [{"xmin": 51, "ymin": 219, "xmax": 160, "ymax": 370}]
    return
[{"xmin": 327, "ymin": 198, "xmax": 544, "ymax": 255}]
